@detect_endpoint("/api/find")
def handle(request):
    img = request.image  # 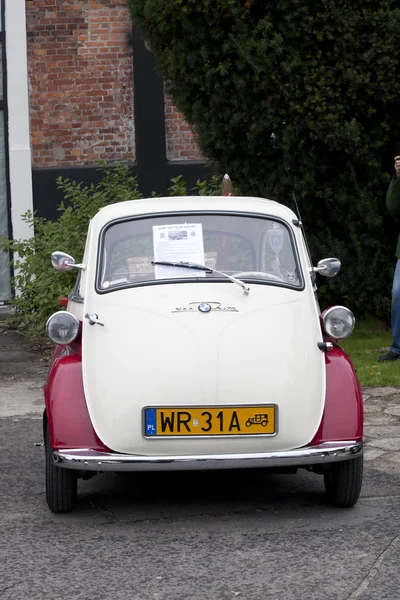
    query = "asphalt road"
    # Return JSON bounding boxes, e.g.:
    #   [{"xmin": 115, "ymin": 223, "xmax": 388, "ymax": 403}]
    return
[{"xmin": 1, "ymin": 324, "xmax": 400, "ymax": 600}]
